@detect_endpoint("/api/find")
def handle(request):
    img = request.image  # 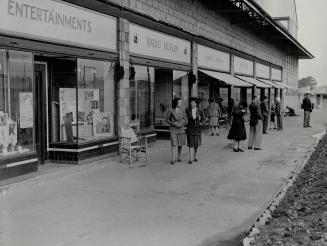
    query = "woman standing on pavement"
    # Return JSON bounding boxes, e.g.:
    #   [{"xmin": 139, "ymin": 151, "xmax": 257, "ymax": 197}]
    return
[
  {"xmin": 248, "ymin": 95, "xmax": 263, "ymax": 150},
  {"xmin": 186, "ymin": 97, "xmax": 205, "ymax": 164},
  {"xmin": 227, "ymin": 101, "xmax": 248, "ymax": 152},
  {"xmin": 275, "ymin": 97, "xmax": 283, "ymax": 131},
  {"xmin": 207, "ymin": 97, "xmax": 221, "ymax": 136},
  {"xmin": 166, "ymin": 98, "xmax": 188, "ymax": 165}
]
